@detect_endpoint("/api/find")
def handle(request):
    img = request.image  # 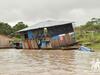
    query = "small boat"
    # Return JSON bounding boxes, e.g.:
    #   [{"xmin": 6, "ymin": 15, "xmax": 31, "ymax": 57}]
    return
[
  {"xmin": 13, "ymin": 42, "xmax": 23, "ymax": 49},
  {"xmin": 79, "ymin": 46, "xmax": 94, "ymax": 52}
]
